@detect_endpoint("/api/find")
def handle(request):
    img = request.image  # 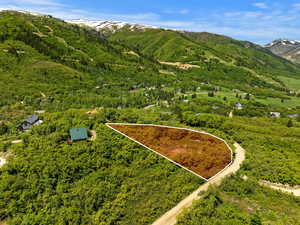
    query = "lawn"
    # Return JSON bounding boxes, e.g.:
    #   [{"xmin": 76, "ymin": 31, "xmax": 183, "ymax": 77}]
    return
[{"xmin": 278, "ymin": 76, "xmax": 300, "ymax": 91}]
